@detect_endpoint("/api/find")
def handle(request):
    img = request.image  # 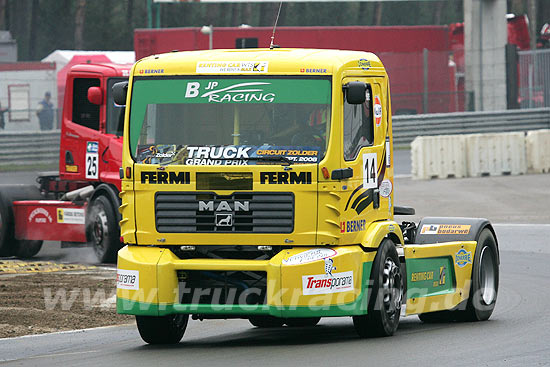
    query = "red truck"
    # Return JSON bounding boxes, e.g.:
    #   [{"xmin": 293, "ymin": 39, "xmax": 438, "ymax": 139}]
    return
[{"xmin": 0, "ymin": 63, "xmax": 130, "ymax": 263}]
